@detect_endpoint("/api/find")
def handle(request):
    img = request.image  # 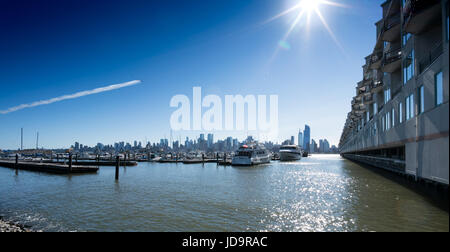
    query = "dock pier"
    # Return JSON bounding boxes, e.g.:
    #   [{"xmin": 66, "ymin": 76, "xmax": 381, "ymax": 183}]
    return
[{"xmin": 0, "ymin": 160, "xmax": 98, "ymax": 174}]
